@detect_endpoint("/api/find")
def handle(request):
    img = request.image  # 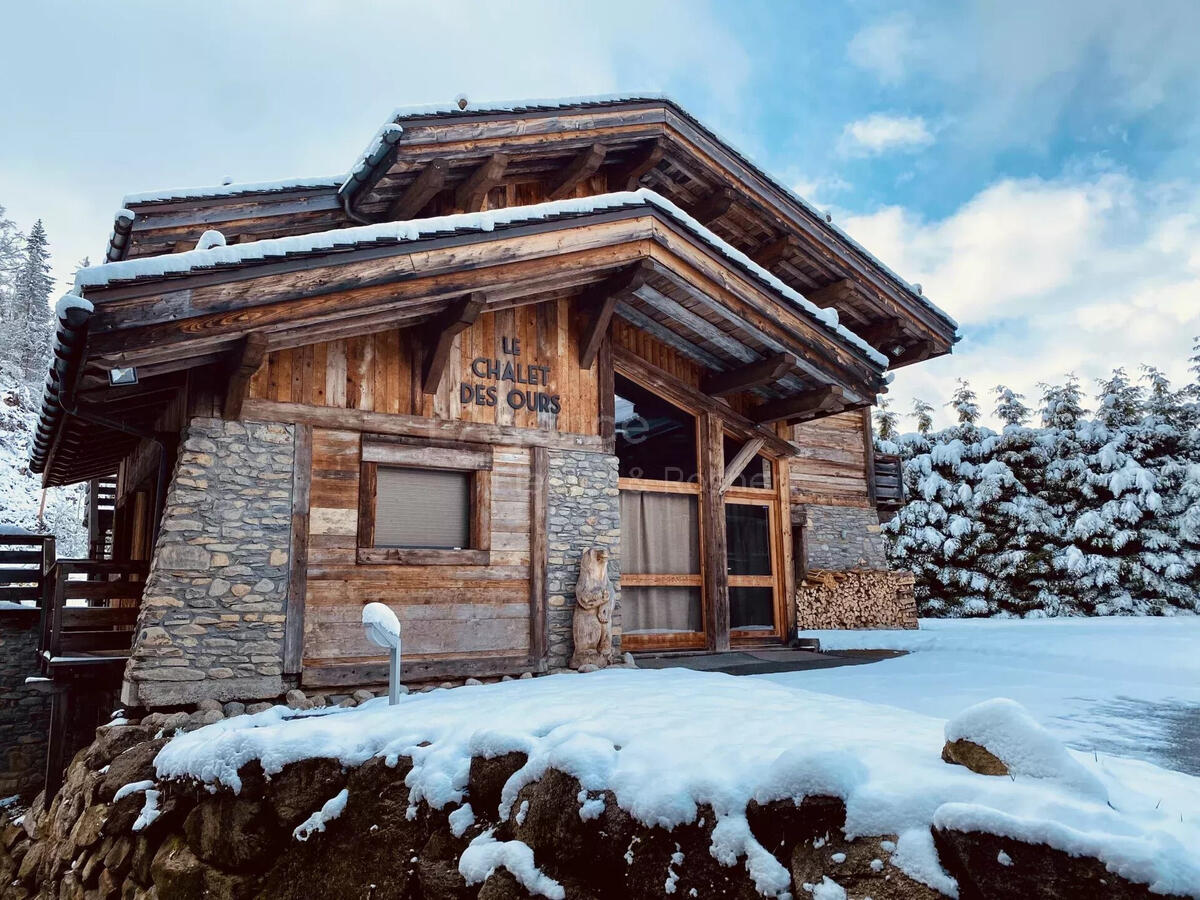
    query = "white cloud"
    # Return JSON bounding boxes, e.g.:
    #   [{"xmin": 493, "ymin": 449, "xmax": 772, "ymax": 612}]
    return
[
  {"xmin": 839, "ymin": 173, "xmax": 1200, "ymax": 429},
  {"xmin": 840, "ymin": 114, "xmax": 934, "ymax": 156},
  {"xmin": 847, "ymin": 15, "xmax": 919, "ymax": 85}
]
